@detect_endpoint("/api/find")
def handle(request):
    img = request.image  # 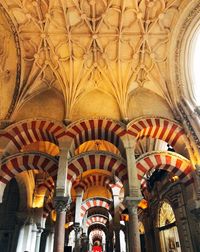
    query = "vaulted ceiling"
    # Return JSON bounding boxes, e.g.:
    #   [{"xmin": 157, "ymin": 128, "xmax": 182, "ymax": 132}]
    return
[{"xmin": 0, "ymin": 0, "xmax": 191, "ymax": 123}]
